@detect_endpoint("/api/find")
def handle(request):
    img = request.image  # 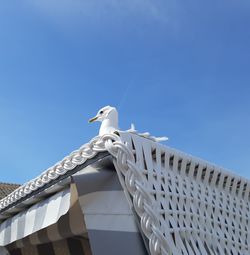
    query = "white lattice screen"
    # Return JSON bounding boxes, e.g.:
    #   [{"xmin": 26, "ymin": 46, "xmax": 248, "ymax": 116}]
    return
[{"xmin": 120, "ymin": 132, "xmax": 250, "ymax": 255}]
